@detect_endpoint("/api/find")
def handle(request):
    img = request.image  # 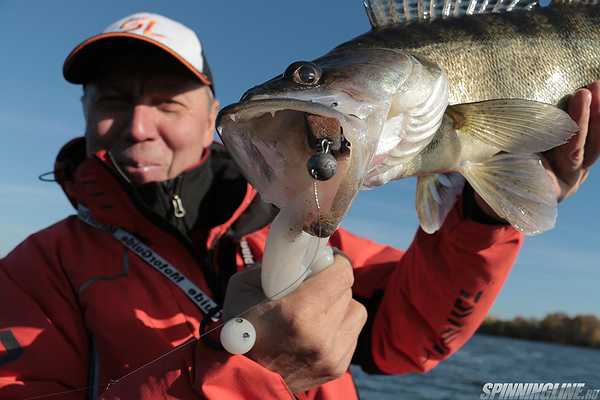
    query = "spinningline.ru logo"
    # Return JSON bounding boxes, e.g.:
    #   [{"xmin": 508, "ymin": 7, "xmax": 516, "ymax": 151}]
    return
[{"xmin": 480, "ymin": 383, "xmax": 600, "ymax": 400}]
